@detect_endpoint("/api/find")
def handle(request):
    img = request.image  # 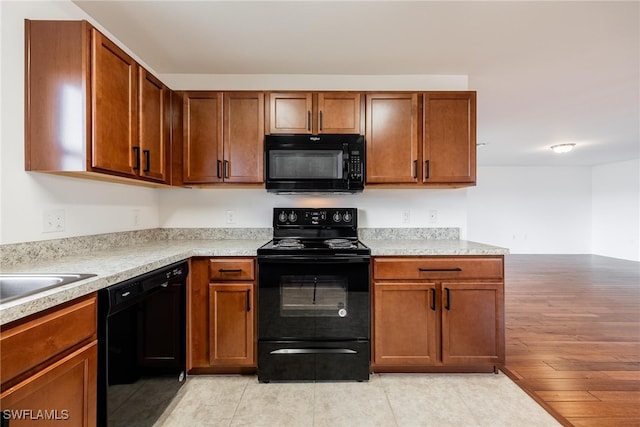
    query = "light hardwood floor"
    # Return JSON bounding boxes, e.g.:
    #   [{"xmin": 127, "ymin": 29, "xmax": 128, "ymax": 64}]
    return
[{"xmin": 502, "ymin": 254, "xmax": 640, "ymax": 427}]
